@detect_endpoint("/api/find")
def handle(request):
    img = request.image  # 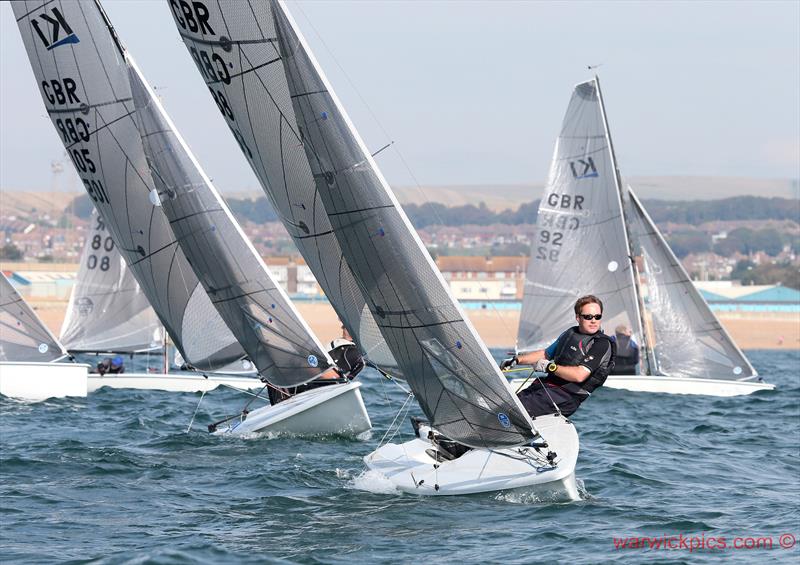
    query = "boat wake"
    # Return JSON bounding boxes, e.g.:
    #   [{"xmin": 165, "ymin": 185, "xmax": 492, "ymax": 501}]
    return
[
  {"xmin": 493, "ymin": 477, "xmax": 591, "ymax": 504},
  {"xmin": 348, "ymin": 469, "xmax": 400, "ymax": 494}
]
